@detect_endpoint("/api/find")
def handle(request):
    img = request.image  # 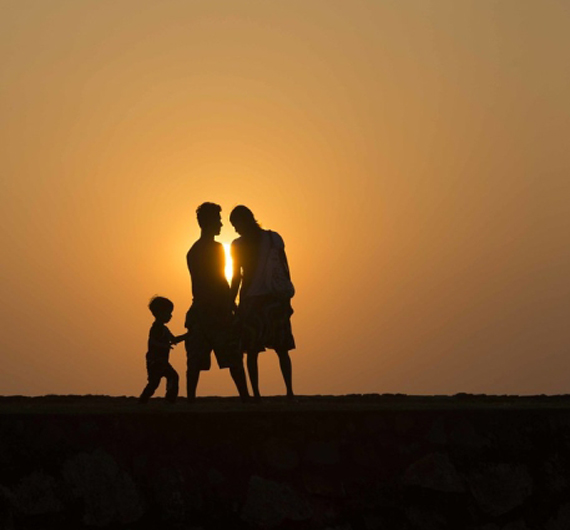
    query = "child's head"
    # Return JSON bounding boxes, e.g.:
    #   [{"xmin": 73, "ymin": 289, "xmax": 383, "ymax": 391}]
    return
[{"xmin": 149, "ymin": 296, "xmax": 174, "ymax": 323}]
